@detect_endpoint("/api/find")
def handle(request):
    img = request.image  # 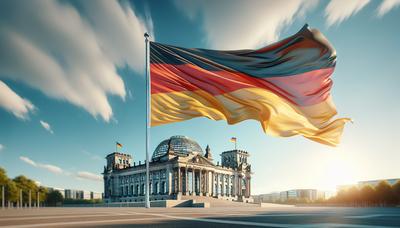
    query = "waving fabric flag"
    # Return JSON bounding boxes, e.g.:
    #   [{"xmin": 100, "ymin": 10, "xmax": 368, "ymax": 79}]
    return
[{"xmin": 150, "ymin": 25, "xmax": 350, "ymax": 146}]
